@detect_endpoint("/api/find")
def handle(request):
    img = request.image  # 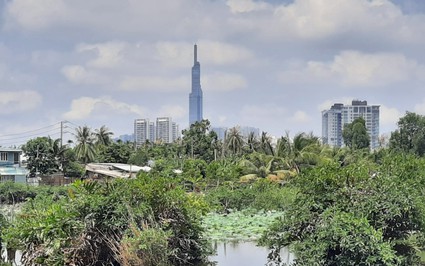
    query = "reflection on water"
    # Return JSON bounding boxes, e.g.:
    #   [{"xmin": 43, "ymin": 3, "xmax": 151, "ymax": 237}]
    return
[{"xmin": 208, "ymin": 241, "xmax": 295, "ymax": 266}]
